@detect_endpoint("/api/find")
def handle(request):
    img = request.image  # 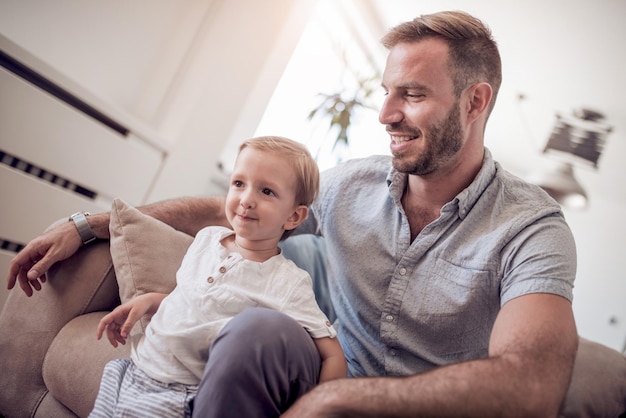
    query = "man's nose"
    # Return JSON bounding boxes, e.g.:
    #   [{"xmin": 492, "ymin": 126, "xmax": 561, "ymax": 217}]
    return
[{"xmin": 379, "ymin": 96, "xmax": 404, "ymax": 126}]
